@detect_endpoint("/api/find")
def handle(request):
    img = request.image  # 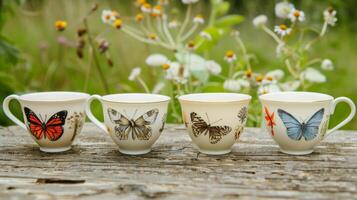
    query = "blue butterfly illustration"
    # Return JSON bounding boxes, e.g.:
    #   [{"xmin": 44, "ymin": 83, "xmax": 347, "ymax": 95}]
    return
[{"xmin": 277, "ymin": 108, "xmax": 325, "ymax": 141}]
